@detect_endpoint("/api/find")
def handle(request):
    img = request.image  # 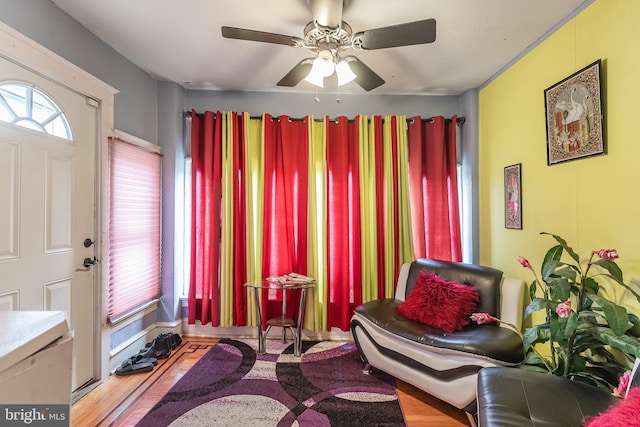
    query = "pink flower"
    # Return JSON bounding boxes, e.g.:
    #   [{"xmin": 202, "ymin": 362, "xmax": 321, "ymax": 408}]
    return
[
  {"xmin": 470, "ymin": 313, "xmax": 500, "ymax": 325},
  {"xmin": 615, "ymin": 370, "xmax": 631, "ymax": 397},
  {"xmin": 518, "ymin": 256, "xmax": 533, "ymax": 270},
  {"xmin": 555, "ymin": 300, "xmax": 572, "ymax": 318},
  {"xmin": 593, "ymin": 249, "xmax": 619, "ymax": 260}
]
